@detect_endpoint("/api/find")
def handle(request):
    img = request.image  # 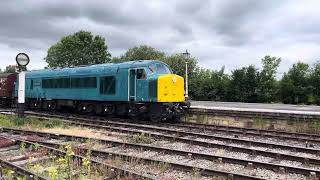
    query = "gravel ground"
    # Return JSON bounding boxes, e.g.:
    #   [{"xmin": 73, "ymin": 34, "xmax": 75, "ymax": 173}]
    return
[
  {"xmin": 191, "ymin": 137, "xmax": 320, "ymax": 161},
  {"xmin": 101, "ymin": 146, "xmax": 307, "ymax": 180},
  {"xmin": 147, "ymin": 123, "xmax": 320, "ymax": 149},
  {"xmin": 94, "ymin": 156, "xmax": 219, "ymax": 180}
]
